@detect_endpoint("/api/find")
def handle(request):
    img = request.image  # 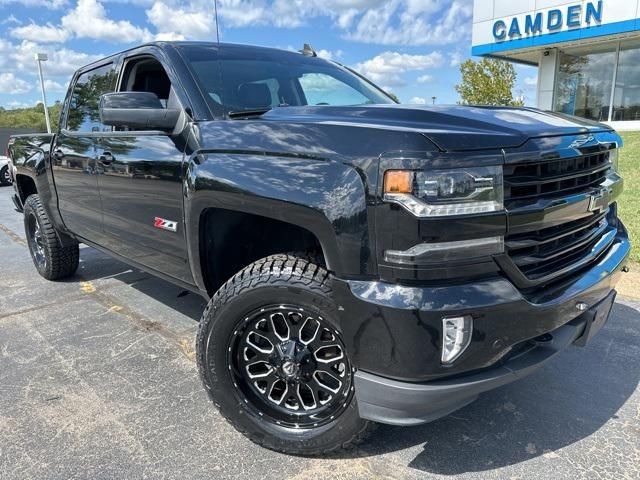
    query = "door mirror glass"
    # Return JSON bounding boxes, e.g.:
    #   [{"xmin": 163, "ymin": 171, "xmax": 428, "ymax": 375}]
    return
[{"xmin": 99, "ymin": 92, "xmax": 180, "ymax": 131}]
